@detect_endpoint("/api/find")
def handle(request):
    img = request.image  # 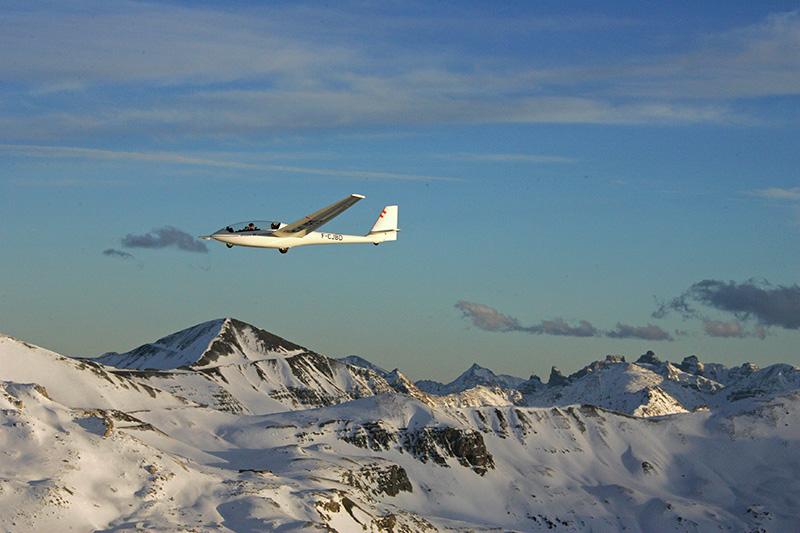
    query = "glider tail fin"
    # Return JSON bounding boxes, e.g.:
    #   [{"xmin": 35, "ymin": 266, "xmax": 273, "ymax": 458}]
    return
[{"xmin": 368, "ymin": 205, "xmax": 398, "ymax": 241}]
